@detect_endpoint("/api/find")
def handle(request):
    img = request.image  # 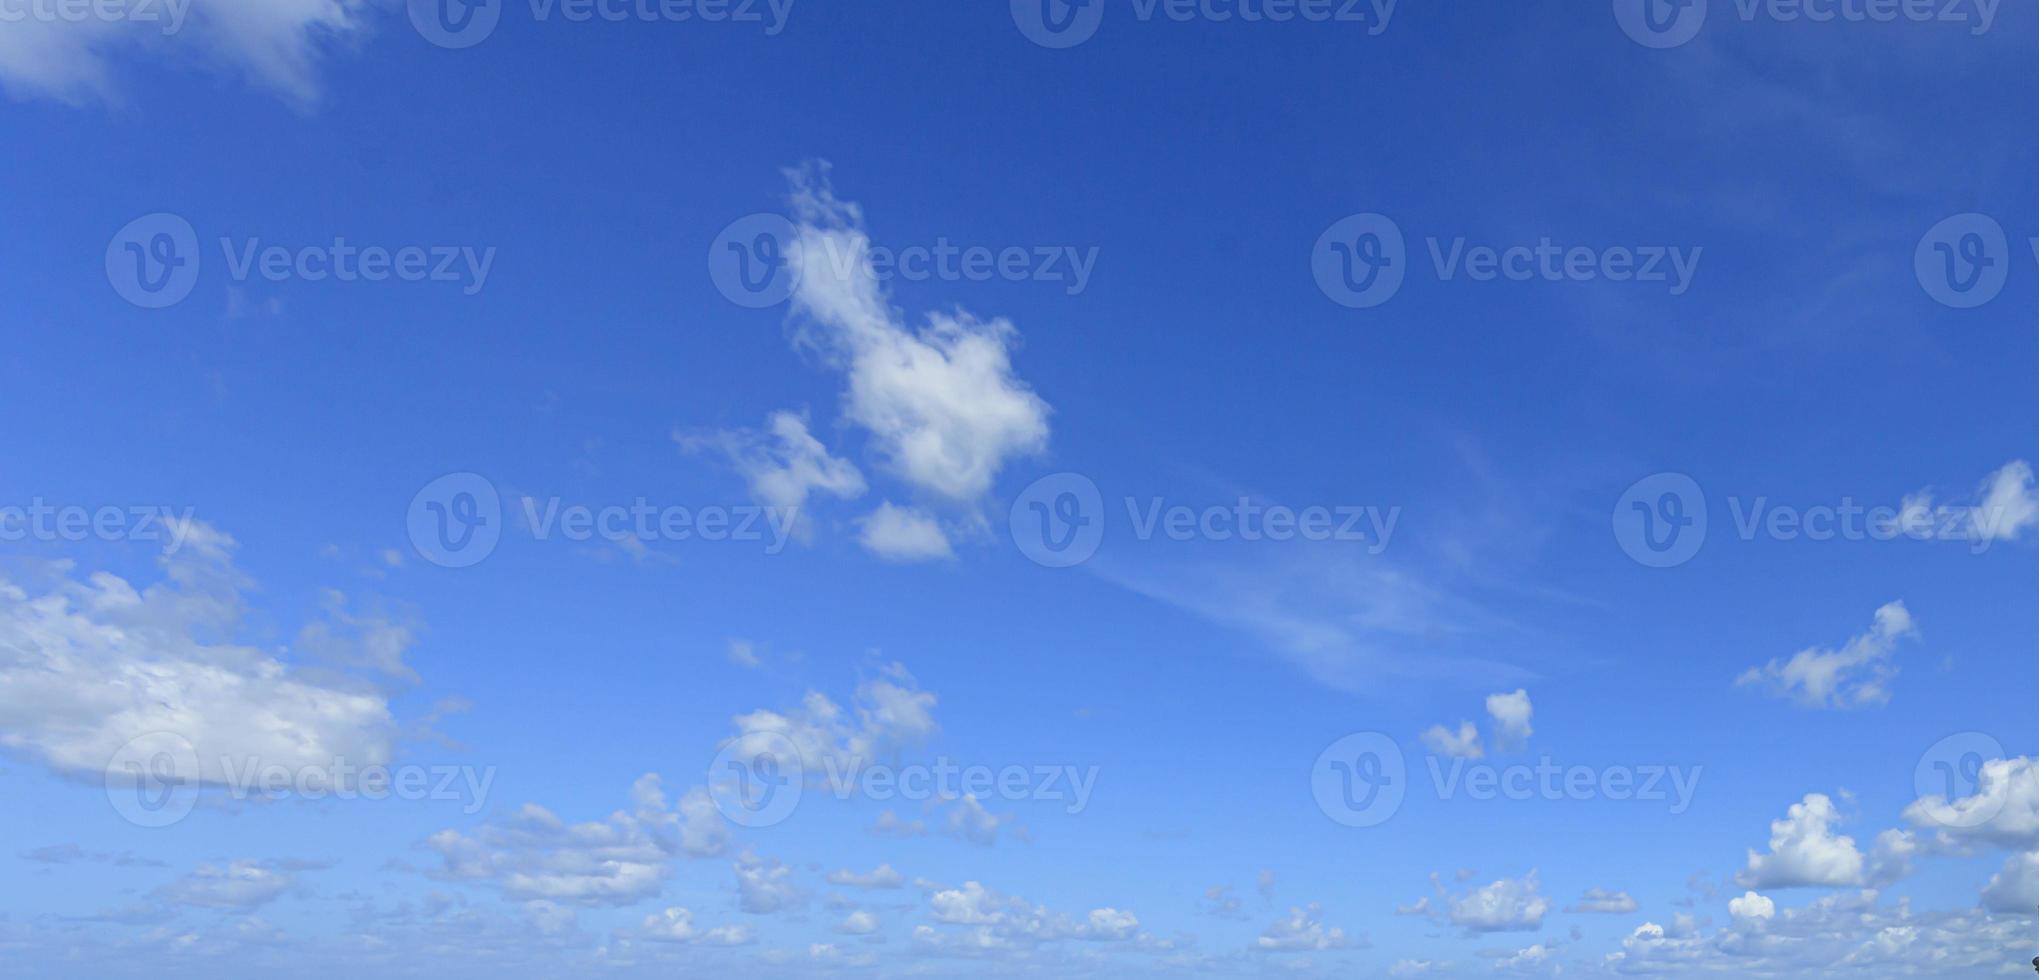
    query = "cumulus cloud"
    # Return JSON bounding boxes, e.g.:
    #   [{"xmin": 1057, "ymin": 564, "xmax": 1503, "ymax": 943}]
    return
[
  {"xmin": 916, "ymin": 880, "xmax": 1144, "ymax": 953},
  {"xmin": 827, "ymin": 864, "xmax": 905, "ymax": 889},
  {"xmin": 717, "ymin": 661, "xmax": 937, "ymax": 782},
  {"xmin": 0, "ymin": 0, "xmax": 368, "ymax": 106},
  {"xmin": 1728, "ymin": 890, "xmax": 1775, "ymax": 923},
  {"xmin": 1420, "ymin": 721, "xmax": 1483, "ymax": 759},
  {"xmin": 1902, "ymin": 755, "xmax": 2039, "ymax": 849},
  {"xmin": 639, "ymin": 906, "xmax": 754, "ymax": 946},
  {"xmin": 734, "ymin": 851, "xmax": 802, "ymax": 914},
  {"xmin": 1253, "ymin": 903, "xmax": 1350, "ymax": 951},
  {"xmin": 1446, "ymin": 872, "xmax": 1550, "ymax": 933},
  {"xmin": 424, "ymin": 774, "xmax": 723, "ymax": 908},
  {"xmin": 856, "ymin": 502, "xmax": 954, "ymax": 563},
  {"xmin": 0, "ymin": 521, "xmax": 405, "ymax": 787},
  {"xmin": 1737, "ymin": 793, "xmax": 1913, "ymax": 889},
  {"xmin": 1736, "ymin": 602, "xmax": 1916, "ymax": 709},
  {"xmin": 782, "ymin": 162, "xmax": 1051, "ymax": 506},
  {"xmin": 1485, "ymin": 689, "xmax": 1533, "ymax": 745}
]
